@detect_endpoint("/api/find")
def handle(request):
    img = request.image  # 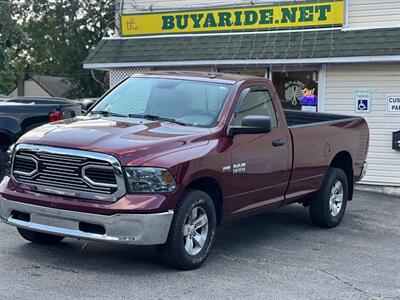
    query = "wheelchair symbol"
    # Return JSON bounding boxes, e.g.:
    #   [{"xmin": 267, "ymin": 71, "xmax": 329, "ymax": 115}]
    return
[{"xmin": 357, "ymin": 99, "xmax": 368, "ymax": 111}]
